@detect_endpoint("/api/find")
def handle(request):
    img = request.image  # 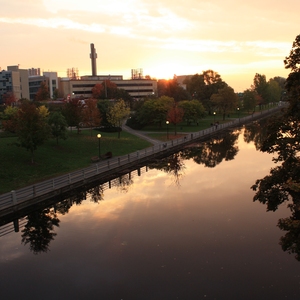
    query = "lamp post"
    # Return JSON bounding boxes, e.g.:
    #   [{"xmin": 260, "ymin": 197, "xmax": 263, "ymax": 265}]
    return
[
  {"xmin": 166, "ymin": 121, "xmax": 169, "ymax": 140},
  {"xmin": 97, "ymin": 133, "xmax": 101, "ymax": 158},
  {"xmin": 237, "ymin": 107, "xmax": 240, "ymax": 122},
  {"xmin": 213, "ymin": 111, "xmax": 216, "ymax": 123}
]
